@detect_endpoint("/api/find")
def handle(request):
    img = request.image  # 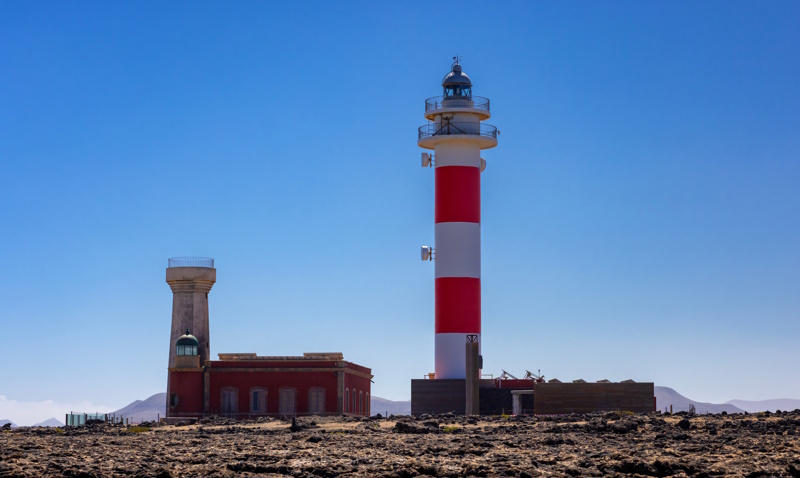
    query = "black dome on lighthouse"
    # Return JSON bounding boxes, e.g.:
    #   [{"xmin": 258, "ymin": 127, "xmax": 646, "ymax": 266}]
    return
[
  {"xmin": 176, "ymin": 329, "xmax": 199, "ymax": 356},
  {"xmin": 442, "ymin": 63, "xmax": 472, "ymax": 87},
  {"xmin": 176, "ymin": 329, "xmax": 198, "ymax": 347},
  {"xmin": 441, "ymin": 60, "xmax": 473, "ymax": 100}
]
